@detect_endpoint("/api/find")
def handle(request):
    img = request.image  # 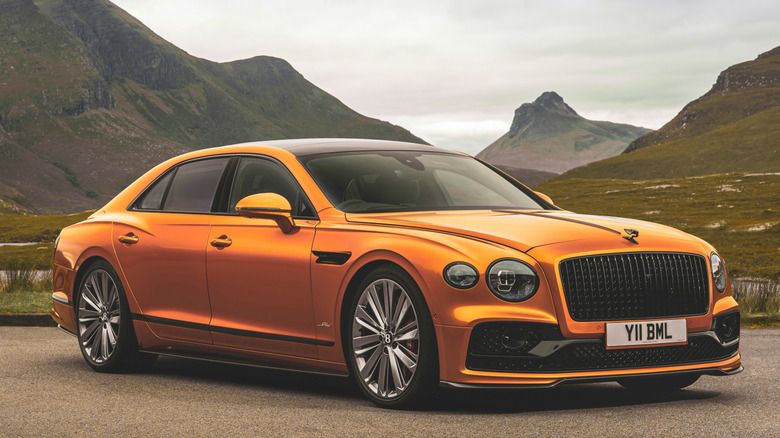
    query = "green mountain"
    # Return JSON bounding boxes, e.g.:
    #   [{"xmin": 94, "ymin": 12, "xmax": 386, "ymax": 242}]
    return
[
  {"xmin": 0, "ymin": 0, "xmax": 423, "ymax": 214},
  {"xmin": 555, "ymin": 46, "xmax": 780, "ymax": 181},
  {"xmin": 476, "ymin": 92, "xmax": 651, "ymax": 174}
]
